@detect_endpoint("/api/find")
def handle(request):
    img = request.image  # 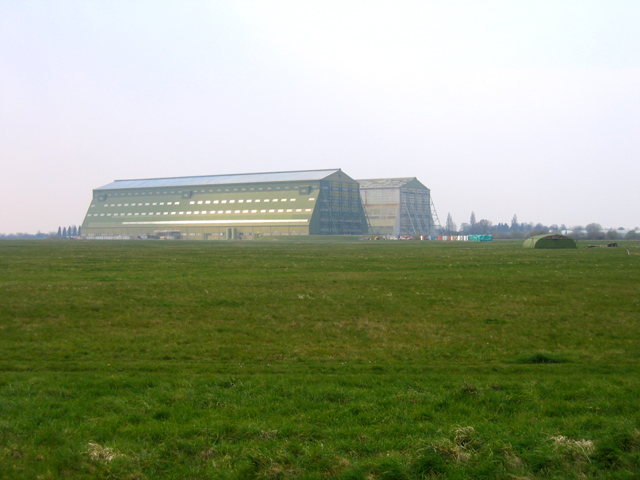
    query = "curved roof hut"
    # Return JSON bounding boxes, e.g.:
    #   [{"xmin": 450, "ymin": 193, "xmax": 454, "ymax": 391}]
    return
[{"xmin": 523, "ymin": 234, "xmax": 577, "ymax": 249}]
